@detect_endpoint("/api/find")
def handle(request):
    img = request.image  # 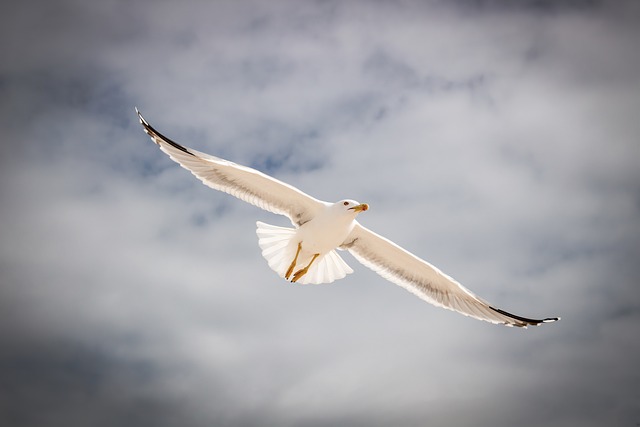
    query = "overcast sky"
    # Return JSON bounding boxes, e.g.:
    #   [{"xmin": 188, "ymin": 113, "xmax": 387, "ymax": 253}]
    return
[{"xmin": 1, "ymin": 0, "xmax": 639, "ymax": 426}]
